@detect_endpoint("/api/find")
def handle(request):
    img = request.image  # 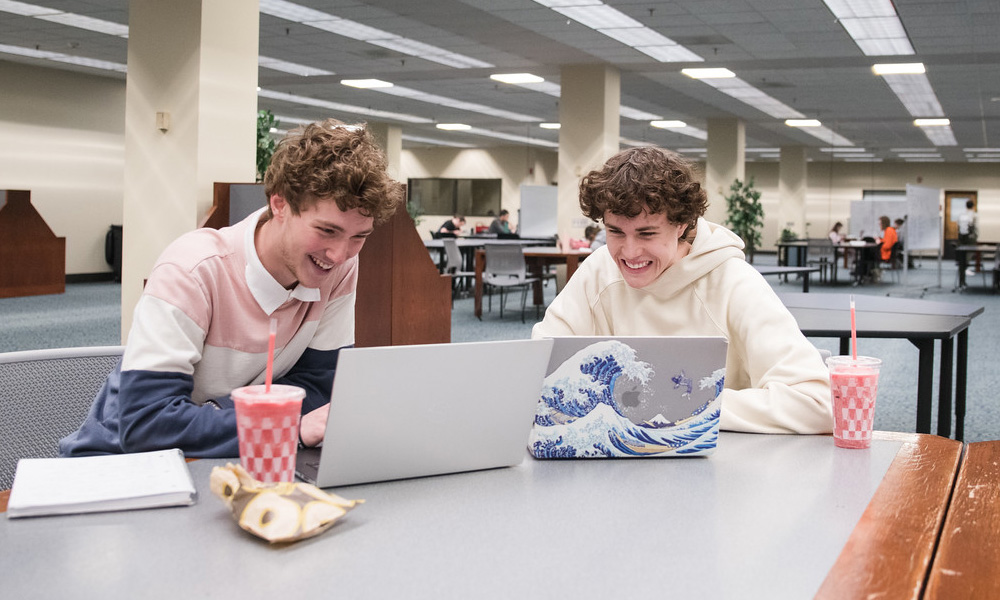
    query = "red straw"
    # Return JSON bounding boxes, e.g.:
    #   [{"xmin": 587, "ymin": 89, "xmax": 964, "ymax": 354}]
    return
[
  {"xmin": 850, "ymin": 295, "xmax": 858, "ymax": 360},
  {"xmin": 265, "ymin": 318, "xmax": 277, "ymax": 392}
]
